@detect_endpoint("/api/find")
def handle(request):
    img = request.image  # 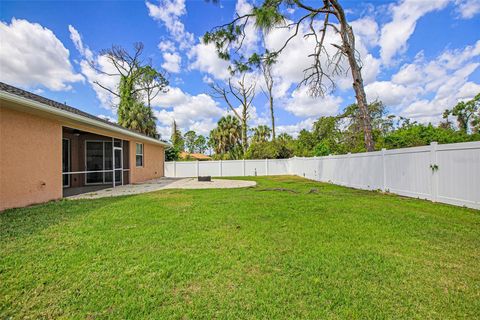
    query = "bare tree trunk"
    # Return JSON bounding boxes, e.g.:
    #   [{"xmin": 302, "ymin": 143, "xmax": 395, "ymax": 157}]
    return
[
  {"xmin": 241, "ymin": 119, "xmax": 248, "ymax": 154},
  {"xmin": 262, "ymin": 60, "xmax": 276, "ymax": 141},
  {"xmin": 269, "ymin": 94, "xmax": 275, "ymax": 140},
  {"xmin": 334, "ymin": 1, "xmax": 375, "ymax": 151},
  {"xmin": 241, "ymin": 99, "xmax": 248, "ymax": 154},
  {"xmin": 210, "ymin": 74, "xmax": 255, "ymax": 155}
]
